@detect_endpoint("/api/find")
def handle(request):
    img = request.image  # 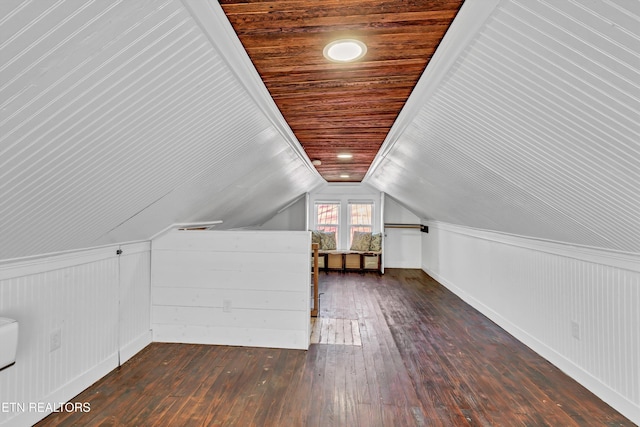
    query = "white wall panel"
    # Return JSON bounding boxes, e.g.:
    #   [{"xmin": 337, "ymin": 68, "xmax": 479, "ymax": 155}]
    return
[
  {"xmin": 117, "ymin": 242, "xmax": 152, "ymax": 363},
  {"xmin": 0, "ymin": 0, "xmax": 323, "ymax": 260},
  {"xmin": 153, "ymin": 287, "xmax": 306, "ymax": 312},
  {"xmin": 254, "ymin": 196, "xmax": 307, "ymax": 231},
  {"xmin": 384, "ymin": 196, "xmax": 421, "ymax": 224},
  {"xmin": 0, "ymin": 243, "xmax": 151, "ymax": 427},
  {"xmin": 383, "ymin": 196, "xmax": 422, "ymax": 268},
  {"xmin": 422, "ymin": 221, "xmax": 640, "ymax": 425},
  {"xmin": 151, "ymin": 230, "xmax": 311, "ymax": 350},
  {"xmin": 383, "ymin": 228, "xmax": 421, "ymax": 269},
  {"xmin": 366, "ymin": 0, "xmax": 640, "ymax": 253}
]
